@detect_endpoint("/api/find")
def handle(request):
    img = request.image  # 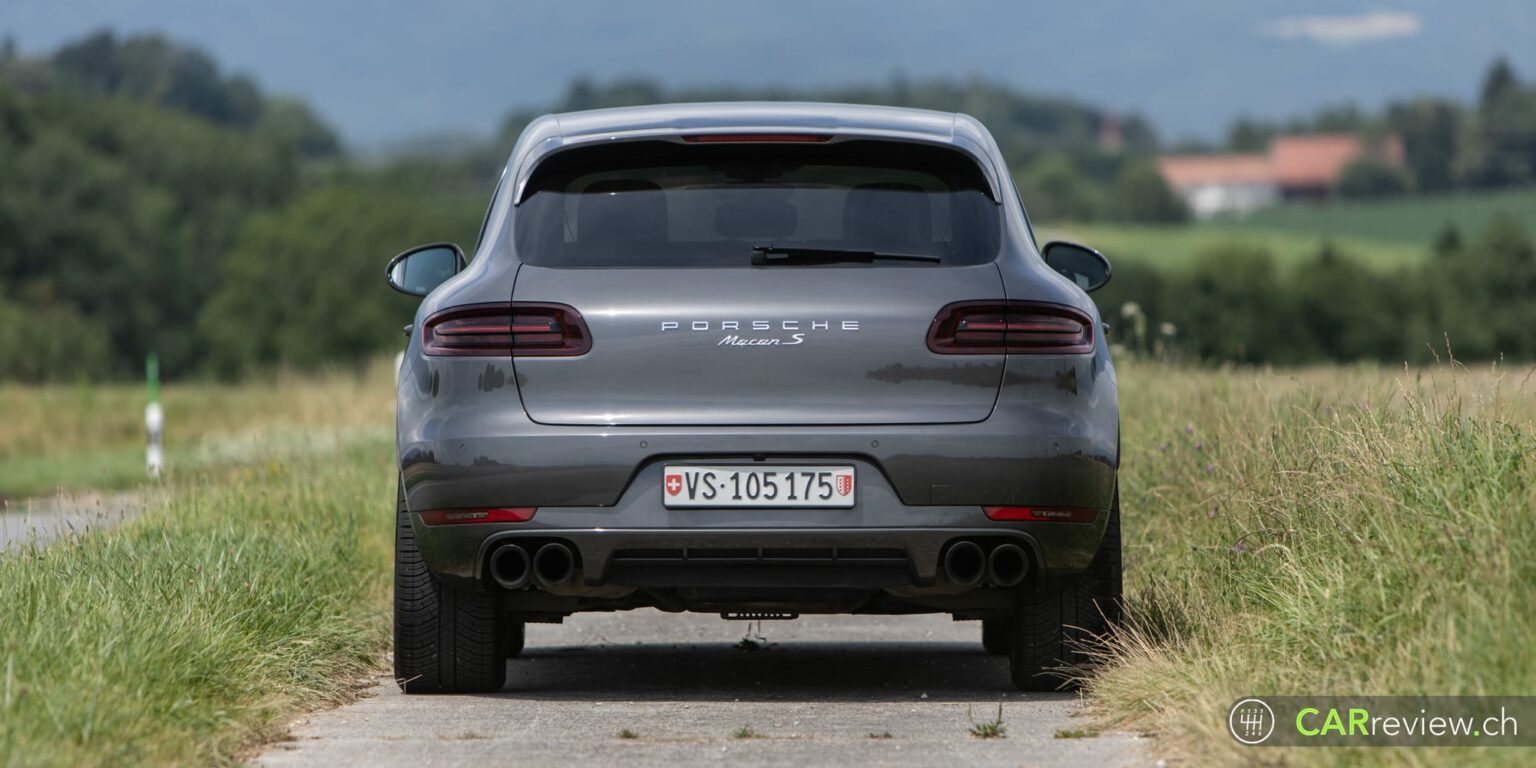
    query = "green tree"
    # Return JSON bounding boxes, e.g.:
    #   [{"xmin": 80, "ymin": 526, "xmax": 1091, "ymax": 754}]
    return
[
  {"xmin": 1016, "ymin": 153, "xmax": 1103, "ymax": 223},
  {"xmin": 1110, "ymin": 159, "xmax": 1188, "ymax": 223},
  {"xmin": 1165, "ymin": 246, "xmax": 1288, "ymax": 362},
  {"xmin": 1290, "ymin": 244, "xmax": 1406, "ymax": 361},
  {"xmin": 1471, "ymin": 58, "xmax": 1536, "ymax": 186},
  {"xmin": 1385, "ymin": 98, "xmax": 1461, "ymax": 192},
  {"xmin": 199, "ymin": 185, "xmax": 479, "ymax": 377},
  {"xmin": 1336, "ymin": 157, "xmax": 1413, "ymax": 198}
]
